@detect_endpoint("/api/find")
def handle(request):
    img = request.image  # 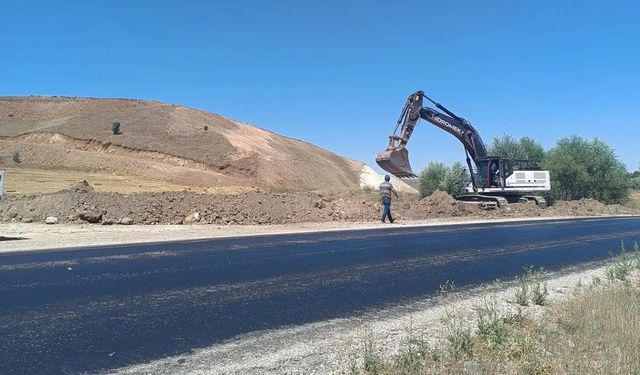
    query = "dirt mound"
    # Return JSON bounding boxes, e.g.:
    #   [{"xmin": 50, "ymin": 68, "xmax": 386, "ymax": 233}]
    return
[
  {"xmin": 546, "ymin": 198, "xmax": 633, "ymax": 216},
  {"xmin": 414, "ymin": 191, "xmax": 480, "ymax": 217},
  {"xmin": 420, "ymin": 190, "xmax": 457, "ymax": 206},
  {"xmin": 0, "ymin": 180, "xmax": 377, "ymax": 225},
  {"xmin": 1, "ymin": 183, "xmax": 636, "ymax": 225},
  {"xmin": 64, "ymin": 180, "xmax": 94, "ymax": 194},
  {"xmin": 0, "ymin": 96, "xmax": 362, "ymax": 191}
]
